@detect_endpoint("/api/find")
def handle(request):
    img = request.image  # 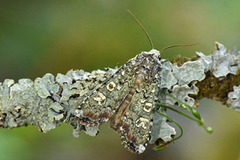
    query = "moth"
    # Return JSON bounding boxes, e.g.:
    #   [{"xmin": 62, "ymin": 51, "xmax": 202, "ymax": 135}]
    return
[{"xmin": 74, "ymin": 49, "xmax": 162, "ymax": 153}]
